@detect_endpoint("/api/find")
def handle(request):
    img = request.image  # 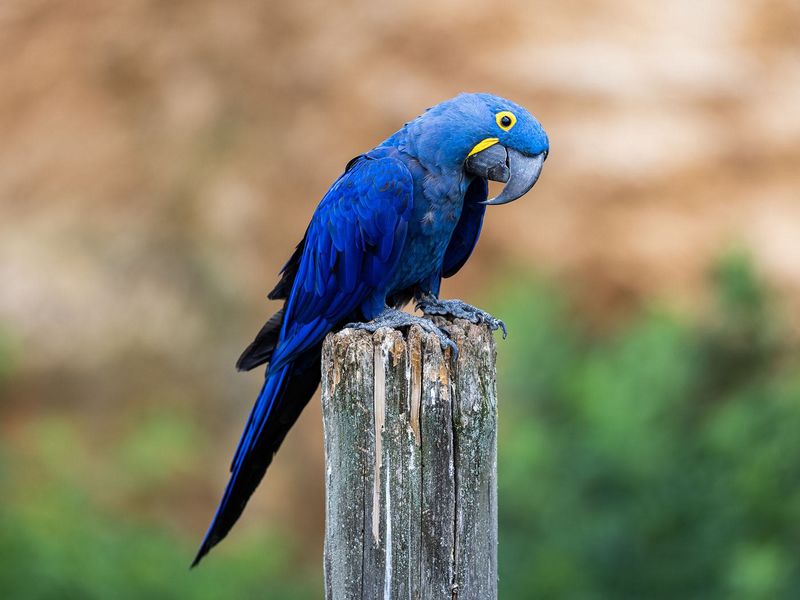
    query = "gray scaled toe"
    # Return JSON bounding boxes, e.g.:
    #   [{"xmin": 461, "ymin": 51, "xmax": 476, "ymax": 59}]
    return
[
  {"xmin": 416, "ymin": 298, "xmax": 507, "ymax": 338},
  {"xmin": 345, "ymin": 309, "xmax": 458, "ymax": 354}
]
